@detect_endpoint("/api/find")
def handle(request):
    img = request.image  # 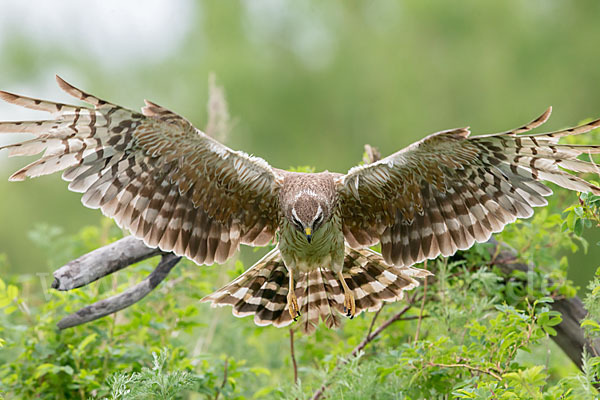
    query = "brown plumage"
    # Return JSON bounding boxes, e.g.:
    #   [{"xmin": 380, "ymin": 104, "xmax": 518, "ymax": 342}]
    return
[{"xmin": 1, "ymin": 77, "xmax": 600, "ymax": 334}]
